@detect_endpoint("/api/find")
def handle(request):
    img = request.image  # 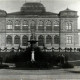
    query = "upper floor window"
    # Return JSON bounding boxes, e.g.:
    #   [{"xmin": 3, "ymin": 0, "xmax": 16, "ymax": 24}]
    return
[
  {"xmin": 22, "ymin": 20, "xmax": 28, "ymax": 30},
  {"xmin": 66, "ymin": 36, "xmax": 72, "ymax": 44},
  {"xmin": 14, "ymin": 20, "xmax": 21, "ymax": 30},
  {"xmin": 30, "ymin": 20, "xmax": 36, "ymax": 31},
  {"xmin": 54, "ymin": 21, "xmax": 59, "ymax": 31},
  {"xmin": 6, "ymin": 20, "xmax": 13, "ymax": 30},
  {"xmin": 46, "ymin": 20, "xmax": 52, "ymax": 31},
  {"xmin": 66, "ymin": 23, "xmax": 72, "ymax": 30},
  {"xmin": 38, "ymin": 20, "xmax": 44, "ymax": 31}
]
